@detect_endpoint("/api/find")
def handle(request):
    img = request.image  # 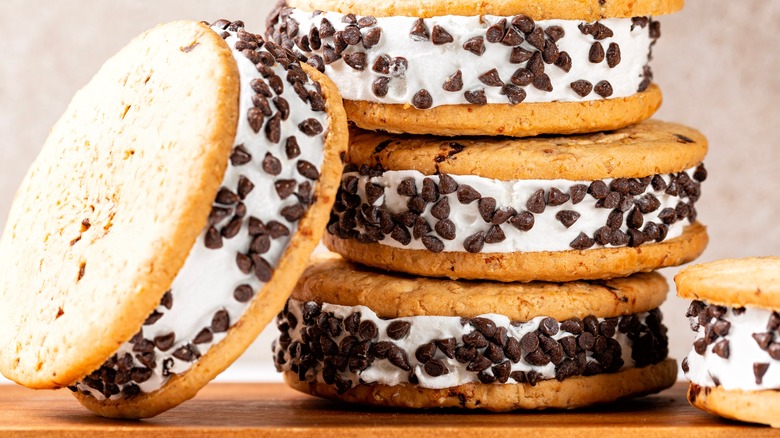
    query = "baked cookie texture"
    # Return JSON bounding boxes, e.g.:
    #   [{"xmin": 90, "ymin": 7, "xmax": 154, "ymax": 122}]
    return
[
  {"xmin": 343, "ymin": 86, "xmax": 662, "ymax": 137},
  {"xmin": 285, "ymin": 360, "xmax": 677, "ymax": 411},
  {"xmin": 676, "ymin": 257, "xmax": 780, "ymax": 309},
  {"xmin": 285, "ymin": 0, "xmax": 685, "ymax": 20},
  {"xmin": 273, "ymin": 256, "xmax": 676, "ymax": 410},
  {"xmin": 688, "ymin": 384, "xmax": 780, "ymax": 428},
  {"xmin": 0, "ymin": 19, "xmax": 348, "ymax": 419},
  {"xmin": 326, "ymin": 120, "xmax": 708, "ymax": 282},
  {"xmin": 0, "ymin": 20, "xmax": 240, "ymax": 390},
  {"xmin": 324, "ymin": 223, "xmax": 708, "ymax": 282}
]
